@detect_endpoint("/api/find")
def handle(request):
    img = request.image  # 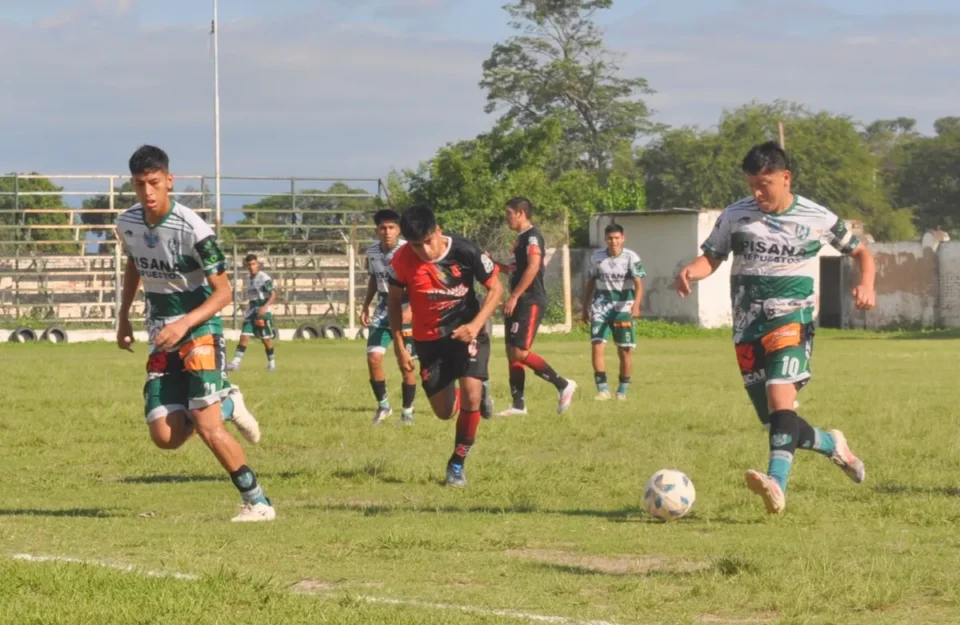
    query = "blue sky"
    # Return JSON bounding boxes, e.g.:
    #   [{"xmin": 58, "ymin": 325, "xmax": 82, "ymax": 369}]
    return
[{"xmin": 1, "ymin": 0, "xmax": 958, "ymax": 182}]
